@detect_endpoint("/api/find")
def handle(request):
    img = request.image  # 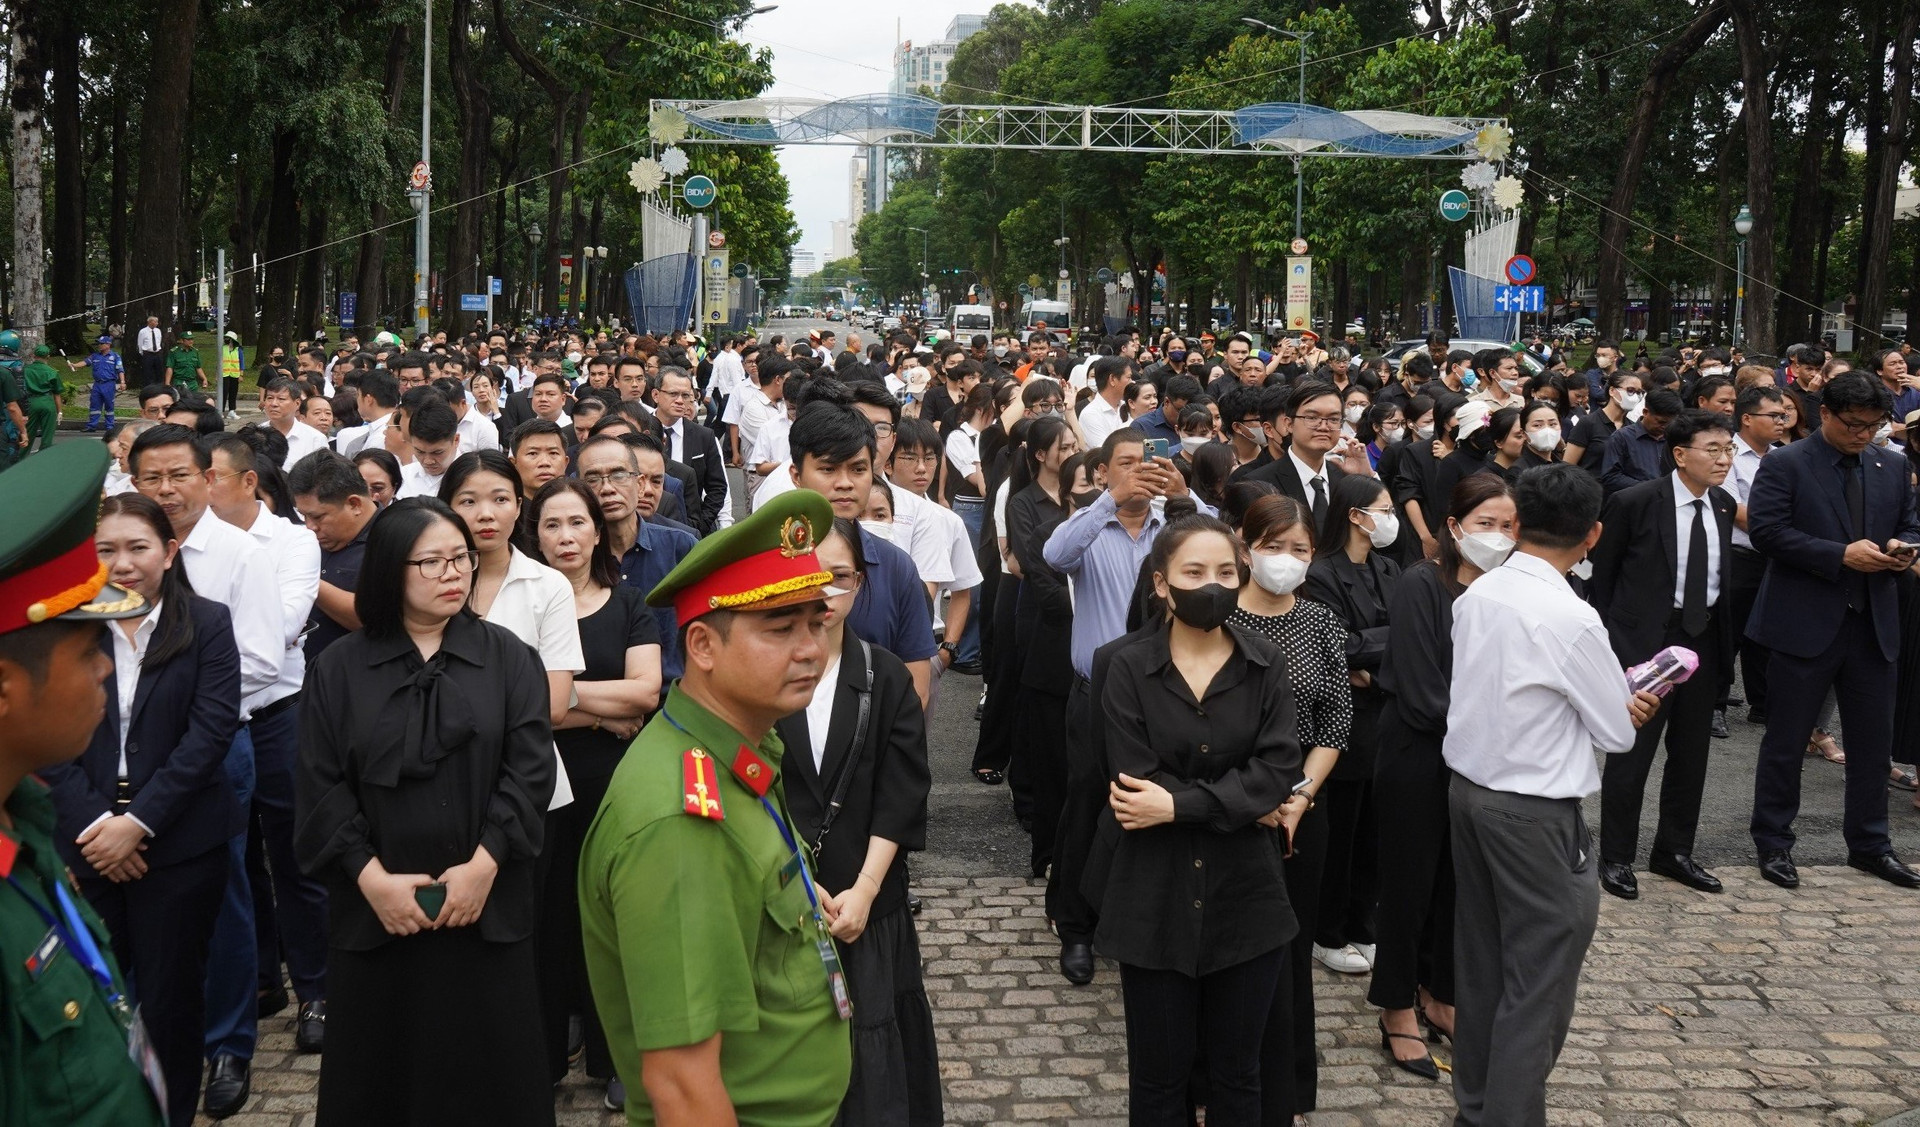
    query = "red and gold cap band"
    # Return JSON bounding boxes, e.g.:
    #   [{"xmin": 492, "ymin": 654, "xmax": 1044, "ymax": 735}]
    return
[
  {"xmin": 672, "ymin": 547, "xmax": 832, "ymax": 625},
  {"xmin": 0, "ymin": 540, "xmax": 110, "ymax": 635}
]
